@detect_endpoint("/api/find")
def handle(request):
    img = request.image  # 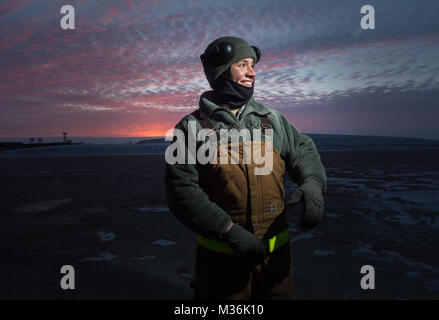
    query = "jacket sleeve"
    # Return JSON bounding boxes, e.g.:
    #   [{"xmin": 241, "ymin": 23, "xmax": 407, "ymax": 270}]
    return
[
  {"xmin": 278, "ymin": 114, "xmax": 327, "ymax": 194},
  {"xmin": 164, "ymin": 118, "xmax": 232, "ymax": 240}
]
